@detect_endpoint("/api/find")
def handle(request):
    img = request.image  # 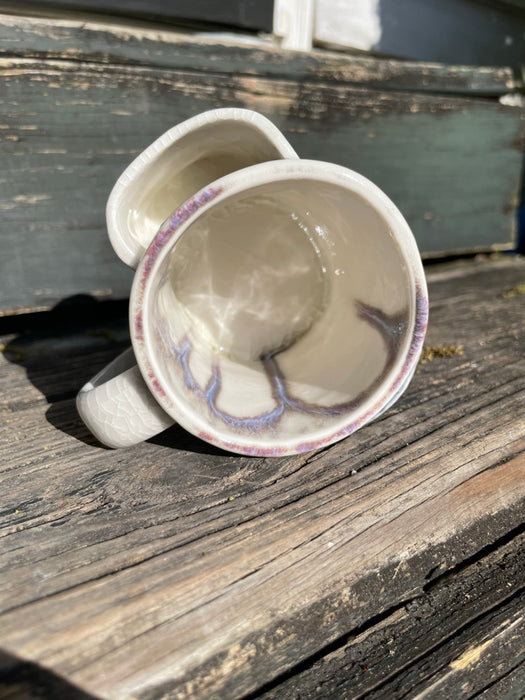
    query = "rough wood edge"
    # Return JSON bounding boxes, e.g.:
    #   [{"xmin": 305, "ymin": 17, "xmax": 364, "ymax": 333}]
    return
[
  {"xmin": 254, "ymin": 525, "xmax": 525, "ymax": 699},
  {"xmin": 136, "ymin": 488, "xmax": 525, "ymax": 700}
]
